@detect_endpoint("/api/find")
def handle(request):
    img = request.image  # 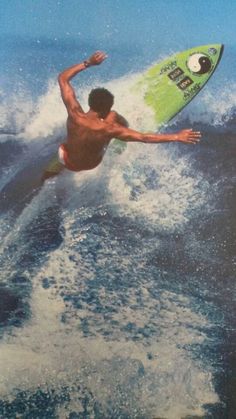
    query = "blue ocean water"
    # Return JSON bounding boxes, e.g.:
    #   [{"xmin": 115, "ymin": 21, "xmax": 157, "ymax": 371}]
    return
[{"xmin": 1, "ymin": 2, "xmax": 236, "ymax": 418}]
